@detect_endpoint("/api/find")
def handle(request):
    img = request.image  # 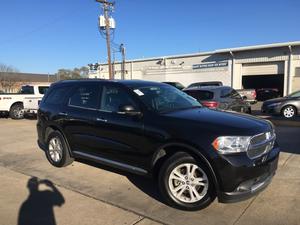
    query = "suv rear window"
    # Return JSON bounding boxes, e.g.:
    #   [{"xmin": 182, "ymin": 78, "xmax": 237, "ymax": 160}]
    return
[{"xmin": 184, "ymin": 90, "xmax": 214, "ymax": 101}]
